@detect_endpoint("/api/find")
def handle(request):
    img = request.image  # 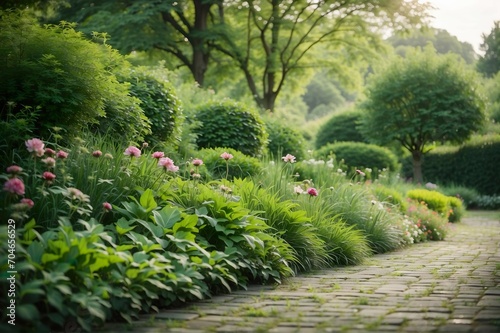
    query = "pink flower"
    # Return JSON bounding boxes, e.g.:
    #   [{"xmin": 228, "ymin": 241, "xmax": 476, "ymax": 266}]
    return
[
  {"xmin": 6, "ymin": 165, "xmax": 22, "ymax": 174},
  {"xmin": 42, "ymin": 171, "xmax": 56, "ymax": 181},
  {"xmin": 158, "ymin": 157, "xmax": 179, "ymax": 172},
  {"xmin": 282, "ymin": 154, "xmax": 296, "ymax": 163},
  {"xmin": 293, "ymin": 185, "xmax": 304, "ymax": 195},
  {"xmin": 124, "ymin": 146, "xmax": 141, "ymax": 157},
  {"xmin": 307, "ymin": 187, "xmax": 318, "ymax": 197},
  {"xmin": 152, "ymin": 151, "xmax": 164, "ymax": 159},
  {"xmin": 44, "ymin": 148, "xmax": 56, "ymax": 156},
  {"xmin": 3, "ymin": 178, "xmax": 25, "ymax": 195},
  {"xmin": 92, "ymin": 150, "xmax": 103, "ymax": 158},
  {"xmin": 220, "ymin": 152, "xmax": 233, "ymax": 160},
  {"xmin": 103, "ymin": 202, "xmax": 112, "ymax": 212},
  {"xmin": 192, "ymin": 158, "xmax": 203, "ymax": 167},
  {"xmin": 20, "ymin": 198, "xmax": 34, "ymax": 208},
  {"xmin": 25, "ymin": 138, "xmax": 45, "ymax": 157},
  {"xmin": 56, "ymin": 150, "xmax": 69, "ymax": 159},
  {"xmin": 41, "ymin": 157, "xmax": 56, "ymax": 168},
  {"xmin": 355, "ymin": 169, "xmax": 366, "ymax": 177}
]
